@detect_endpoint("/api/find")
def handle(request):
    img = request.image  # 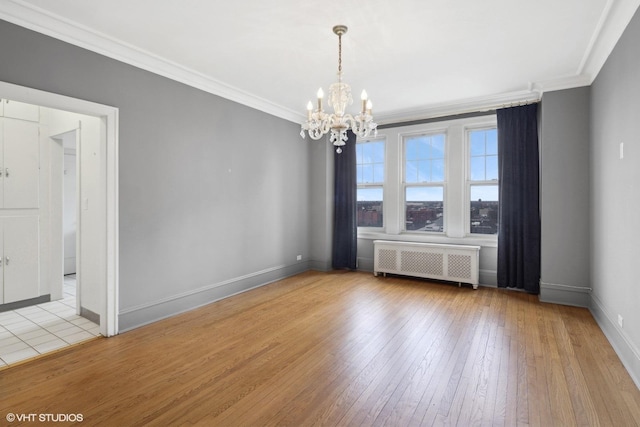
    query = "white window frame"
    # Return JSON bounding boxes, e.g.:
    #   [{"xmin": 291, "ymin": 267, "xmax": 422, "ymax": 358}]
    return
[
  {"xmin": 465, "ymin": 125, "xmax": 499, "ymax": 238},
  {"xmin": 356, "ymin": 136, "xmax": 386, "ymax": 231},
  {"xmin": 402, "ymin": 130, "xmax": 447, "ymax": 234},
  {"xmin": 356, "ymin": 115, "xmax": 498, "ymax": 248}
]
